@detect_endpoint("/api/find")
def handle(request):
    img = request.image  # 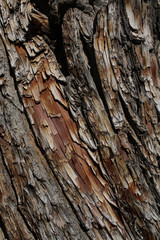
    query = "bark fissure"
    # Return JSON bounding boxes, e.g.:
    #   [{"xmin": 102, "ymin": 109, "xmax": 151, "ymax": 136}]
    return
[
  {"xmin": 10, "ymin": 57, "xmax": 91, "ymax": 239},
  {"xmin": 140, "ymin": 166, "xmax": 160, "ymax": 213},
  {"xmin": 0, "ymin": 209, "xmax": 9, "ymax": 240},
  {"xmin": 0, "ymin": 26, "xmax": 91, "ymax": 239},
  {"xmin": 80, "ymin": 32, "xmax": 118, "ymax": 134},
  {"xmin": 0, "ymin": 147, "xmax": 36, "ymax": 239}
]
